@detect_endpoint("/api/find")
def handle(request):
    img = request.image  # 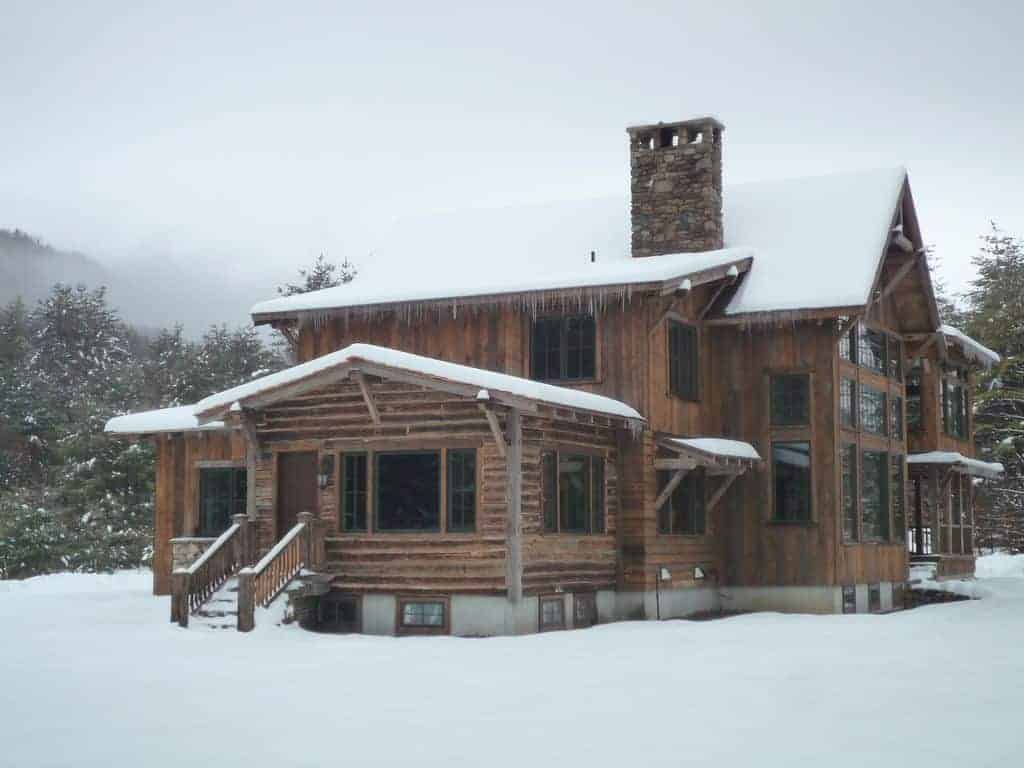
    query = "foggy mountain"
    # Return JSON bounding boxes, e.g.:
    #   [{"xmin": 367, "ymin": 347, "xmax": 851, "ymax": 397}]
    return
[{"xmin": 0, "ymin": 229, "xmax": 278, "ymax": 336}]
